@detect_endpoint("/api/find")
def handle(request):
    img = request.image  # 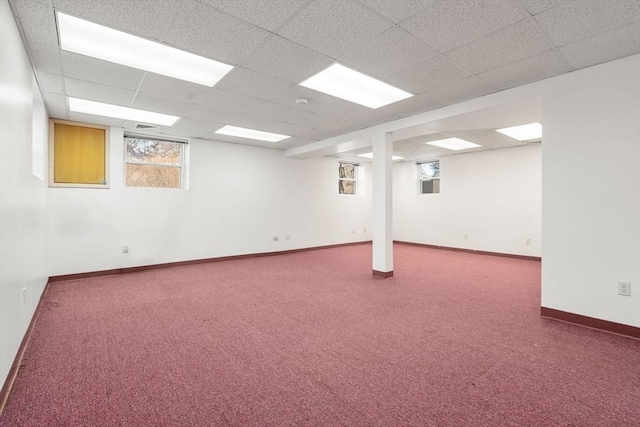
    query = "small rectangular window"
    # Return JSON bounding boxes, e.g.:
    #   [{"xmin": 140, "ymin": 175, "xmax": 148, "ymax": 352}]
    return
[
  {"xmin": 49, "ymin": 119, "xmax": 109, "ymax": 188},
  {"xmin": 125, "ymin": 136, "xmax": 184, "ymax": 188},
  {"xmin": 419, "ymin": 160, "xmax": 440, "ymax": 194},
  {"xmin": 339, "ymin": 162, "xmax": 358, "ymax": 195}
]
